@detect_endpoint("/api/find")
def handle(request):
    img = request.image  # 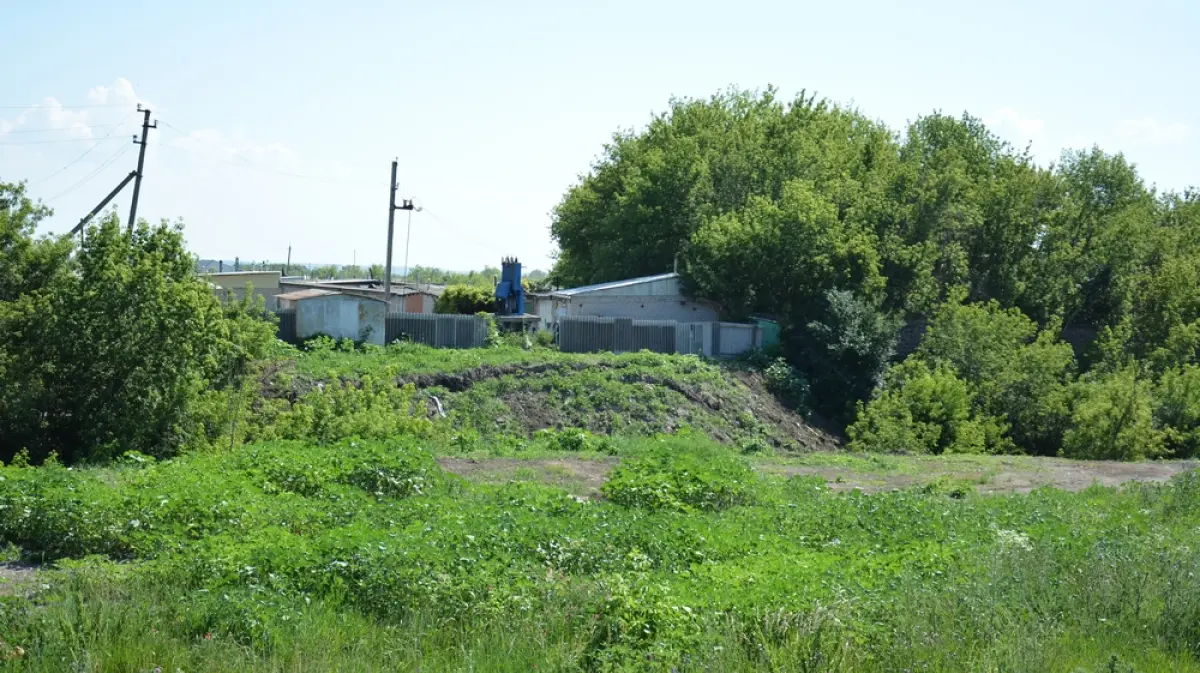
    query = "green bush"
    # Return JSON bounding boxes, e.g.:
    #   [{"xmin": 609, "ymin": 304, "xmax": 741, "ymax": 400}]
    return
[
  {"xmin": 847, "ymin": 359, "xmax": 1005, "ymax": 454},
  {"xmin": 1157, "ymin": 365, "xmax": 1200, "ymax": 458},
  {"xmin": 0, "ymin": 215, "xmax": 275, "ymax": 464},
  {"xmin": 1062, "ymin": 367, "xmax": 1164, "ymax": 460},
  {"xmin": 763, "ymin": 357, "xmax": 810, "ymax": 412},
  {"xmin": 915, "ymin": 301, "xmax": 1076, "ymax": 455},
  {"xmin": 601, "ymin": 441, "xmax": 758, "ymax": 511},
  {"xmin": 435, "ymin": 285, "xmax": 494, "ymax": 314}
]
